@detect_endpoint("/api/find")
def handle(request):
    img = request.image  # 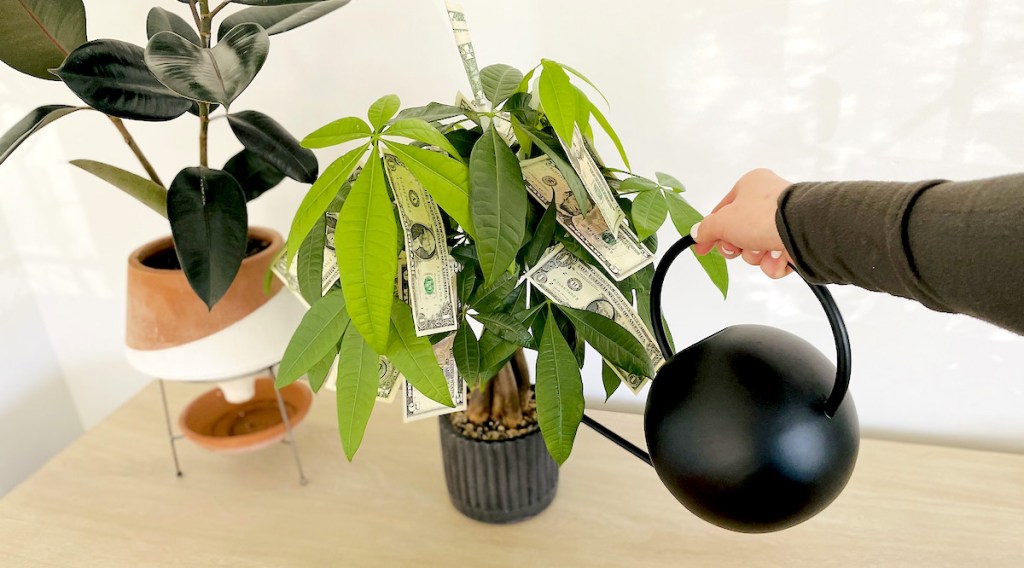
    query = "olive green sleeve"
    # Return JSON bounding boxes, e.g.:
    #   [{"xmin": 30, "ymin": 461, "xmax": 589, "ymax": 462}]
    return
[{"xmin": 775, "ymin": 174, "xmax": 1024, "ymax": 334}]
